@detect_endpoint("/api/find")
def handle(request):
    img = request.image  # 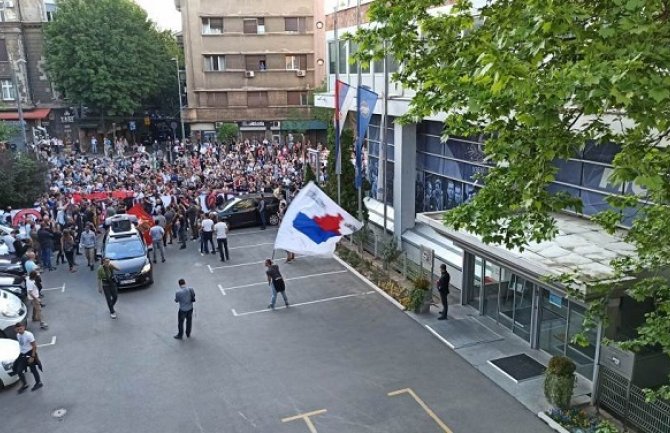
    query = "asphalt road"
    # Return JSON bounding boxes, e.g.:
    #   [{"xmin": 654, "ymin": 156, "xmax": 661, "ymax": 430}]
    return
[{"xmin": 0, "ymin": 227, "xmax": 551, "ymax": 433}]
